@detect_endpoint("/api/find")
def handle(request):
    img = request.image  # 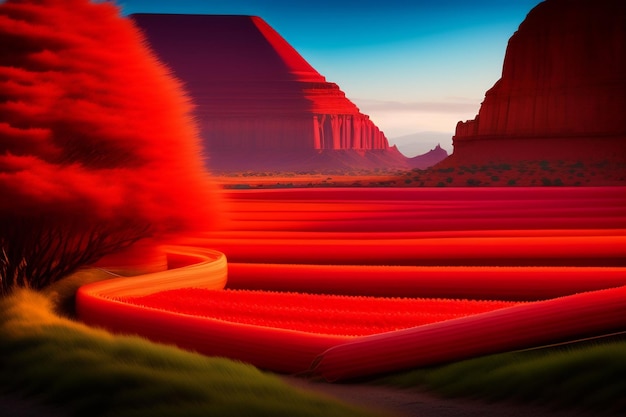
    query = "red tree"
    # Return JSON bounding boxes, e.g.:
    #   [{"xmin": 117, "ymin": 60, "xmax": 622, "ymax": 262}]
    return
[{"xmin": 0, "ymin": 0, "xmax": 218, "ymax": 294}]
